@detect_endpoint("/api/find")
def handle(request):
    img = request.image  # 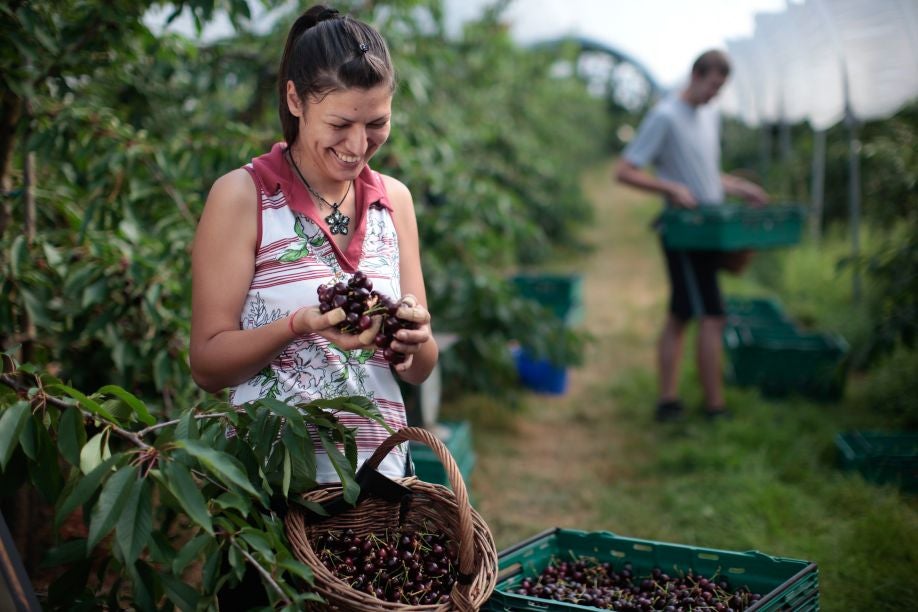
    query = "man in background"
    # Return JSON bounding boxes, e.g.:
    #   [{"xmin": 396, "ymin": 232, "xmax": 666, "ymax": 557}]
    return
[{"xmin": 615, "ymin": 49, "xmax": 768, "ymax": 422}]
